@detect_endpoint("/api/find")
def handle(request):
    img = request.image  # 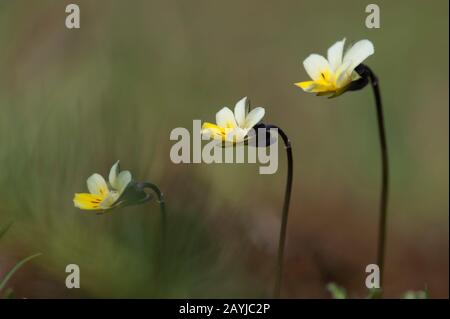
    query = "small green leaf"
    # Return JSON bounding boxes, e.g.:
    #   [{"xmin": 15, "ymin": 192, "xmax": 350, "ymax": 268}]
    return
[
  {"xmin": 327, "ymin": 282, "xmax": 347, "ymax": 299},
  {"xmin": 0, "ymin": 253, "xmax": 42, "ymax": 293},
  {"xmin": 367, "ymin": 288, "xmax": 382, "ymax": 299},
  {"xmin": 2, "ymin": 288, "xmax": 16, "ymax": 299},
  {"xmin": 403, "ymin": 290, "xmax": 428, "ymax": 299}
]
